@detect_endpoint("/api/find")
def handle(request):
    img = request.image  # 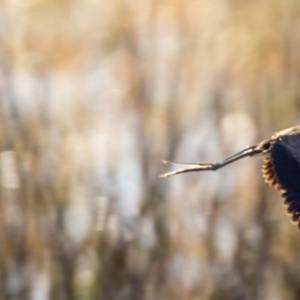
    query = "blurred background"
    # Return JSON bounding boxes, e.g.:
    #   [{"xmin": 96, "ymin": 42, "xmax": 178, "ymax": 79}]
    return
[{"xmin": 0, "ymin": 0, "xmax": 300, "ymax": 299}]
